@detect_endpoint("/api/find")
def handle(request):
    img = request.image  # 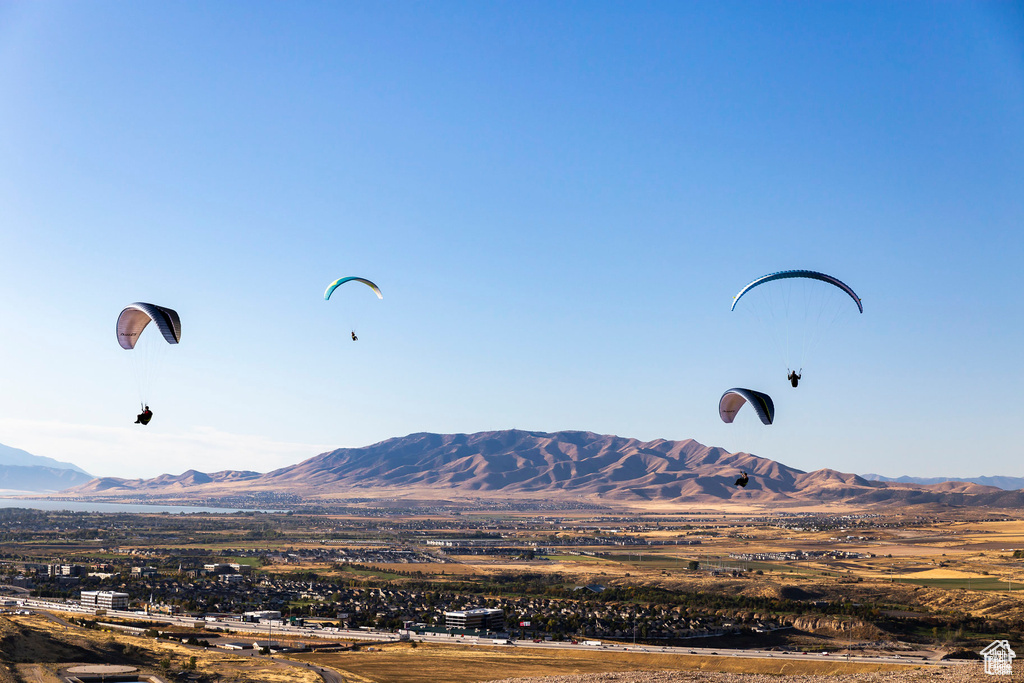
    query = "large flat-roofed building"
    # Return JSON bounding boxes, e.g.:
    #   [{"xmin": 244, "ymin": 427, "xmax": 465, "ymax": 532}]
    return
[
  {"xmin": 243, "ymin": 610, "xmax": 282, "ymax": 622},
  {"xmin": 49, "ymin": 564, "xmax": 85, "ymax": 577},
  {"xmin": 80, "ymin": 591, "xmax": 129, "ymax": 611},
  {"xmin": 444, "ymin": 608, "xmax": 504, "ymax": 631},
  {"xmin": 204, "ymin": 563, "xmax": 251, "ymax": 574}
]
